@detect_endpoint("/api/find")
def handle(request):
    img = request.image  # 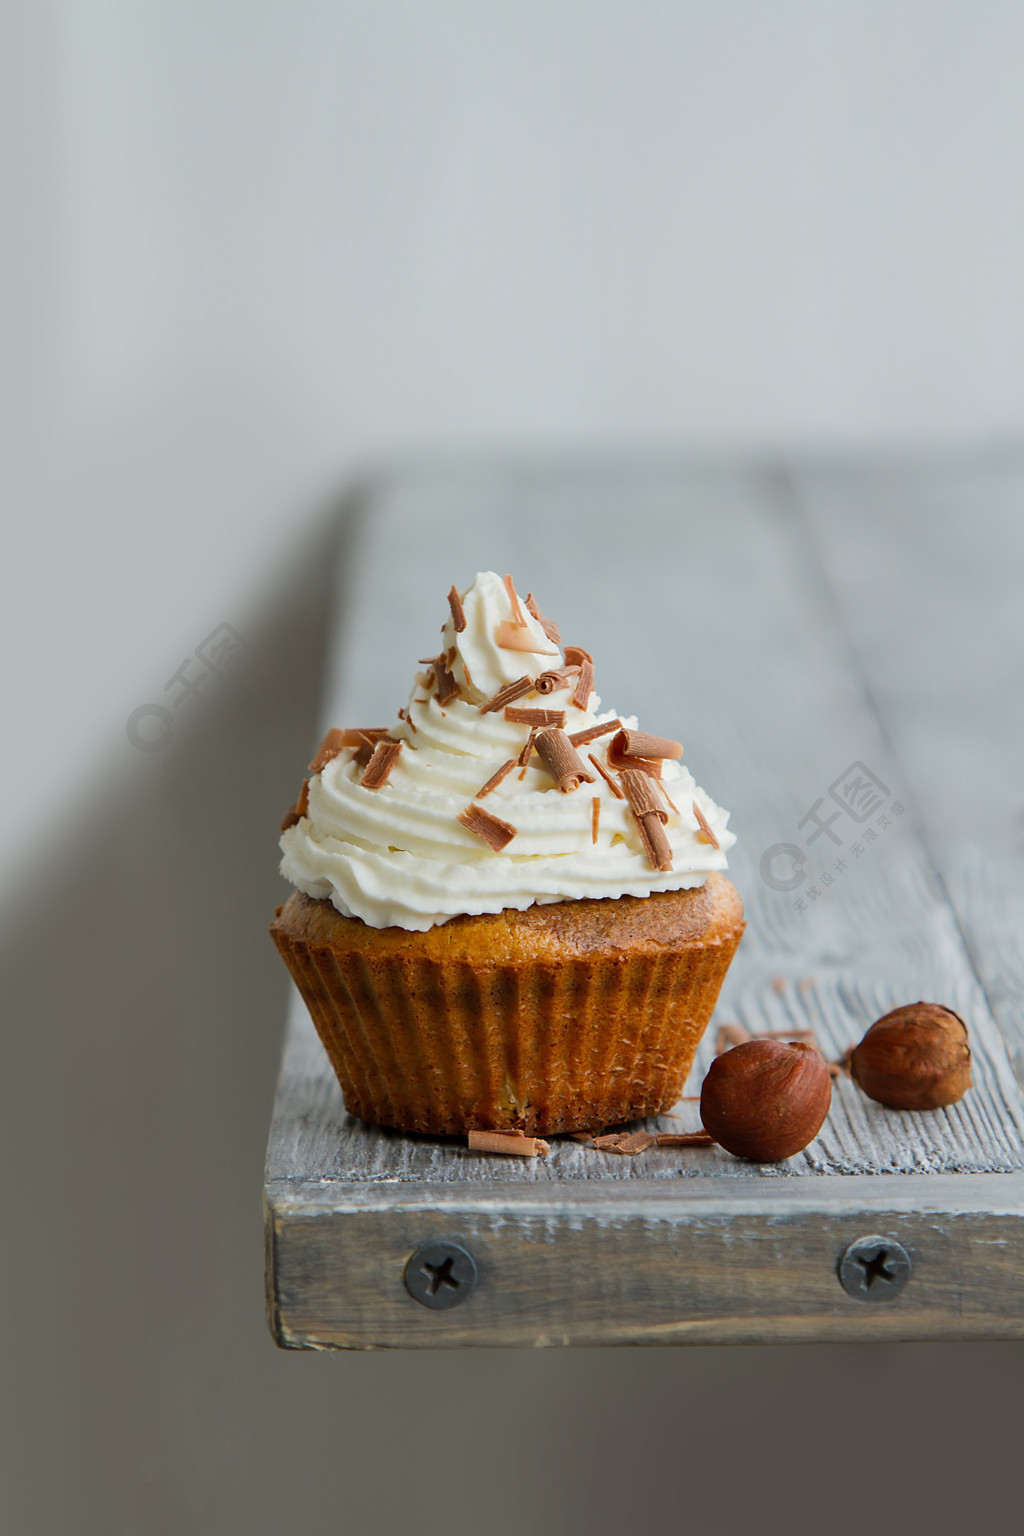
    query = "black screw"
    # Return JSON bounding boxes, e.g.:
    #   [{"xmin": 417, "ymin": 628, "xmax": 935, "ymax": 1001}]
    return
[
  {"xmin": 404, "ymin": 1240, "xmax": 478, "ymax": 1310},
  {"xmin": 838, "ymin": 1235, "xmax": 912, "ymax": 1302}
]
